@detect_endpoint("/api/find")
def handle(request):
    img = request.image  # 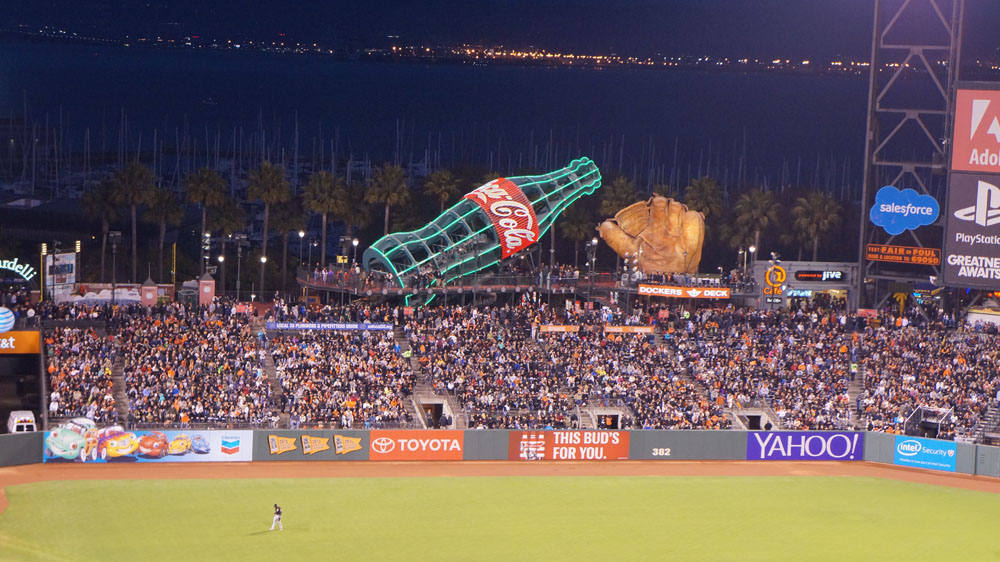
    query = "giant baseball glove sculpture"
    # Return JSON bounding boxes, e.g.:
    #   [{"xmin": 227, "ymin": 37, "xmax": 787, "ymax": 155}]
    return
[{"xmin": 598, "ymin": 195, "xmax": 705, "ymax": 274}]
